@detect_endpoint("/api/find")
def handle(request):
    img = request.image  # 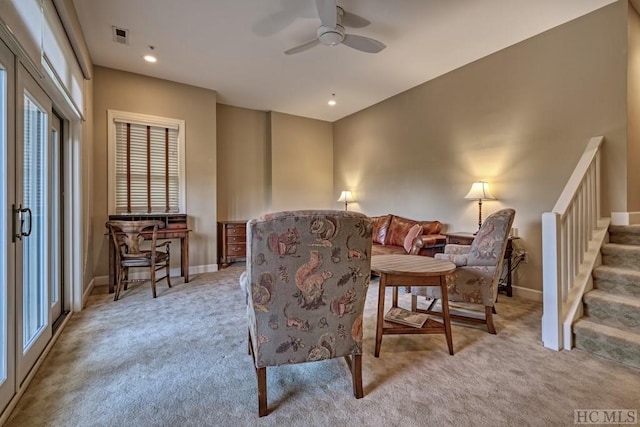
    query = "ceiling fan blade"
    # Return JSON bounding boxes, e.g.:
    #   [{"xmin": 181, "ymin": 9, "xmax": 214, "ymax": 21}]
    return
[
  {"xmin": 341, "ymin": 11, "xmax": 370, "ymax": 28},
  {"xmin": 316, "ymin": 0, "xmax": 337, "ymax": 28},
  {"xmin": 284, "ymin": 39, "xmax": 321, "ymax": 55},
  {"xmin": 342, "ymin": 34, "xmax": 386, "ymax": 53}
]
